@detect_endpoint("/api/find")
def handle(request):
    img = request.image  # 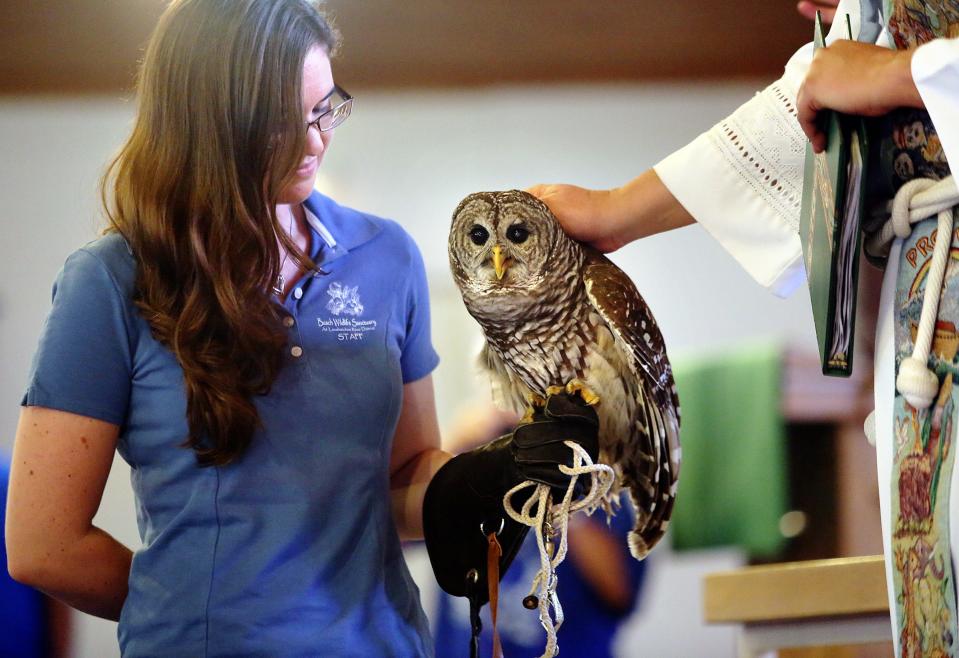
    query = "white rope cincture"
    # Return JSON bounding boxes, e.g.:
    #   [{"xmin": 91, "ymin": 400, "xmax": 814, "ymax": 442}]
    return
[
  {"xmin": 867, "ymin": 175, "xmax": 959, "ymax": 410},
  {"xmin": 502, "ymin": 441, "xmax": 616, "ymax": 658}
]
